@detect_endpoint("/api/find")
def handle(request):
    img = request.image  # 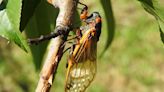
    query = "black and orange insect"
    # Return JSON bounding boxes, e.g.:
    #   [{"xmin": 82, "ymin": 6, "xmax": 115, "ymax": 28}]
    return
[{"xmin": 65, "ymin": 3, "xmax": 102, "ymax": 92}]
